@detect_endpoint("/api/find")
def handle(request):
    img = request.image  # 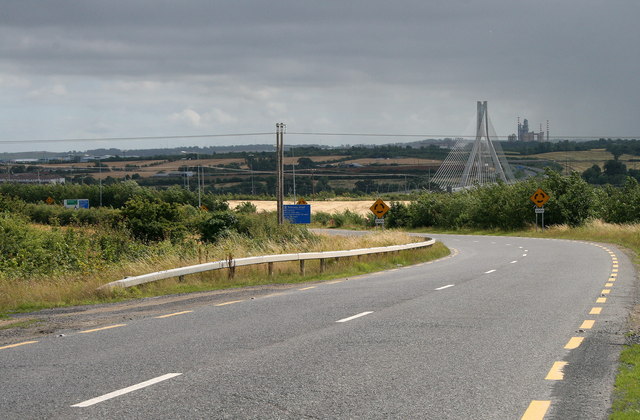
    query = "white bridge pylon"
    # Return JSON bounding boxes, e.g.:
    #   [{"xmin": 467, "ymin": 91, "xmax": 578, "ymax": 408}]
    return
[{"xmin": 432, "ymin": 101, "xmax": 515, "ymax": 190}]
